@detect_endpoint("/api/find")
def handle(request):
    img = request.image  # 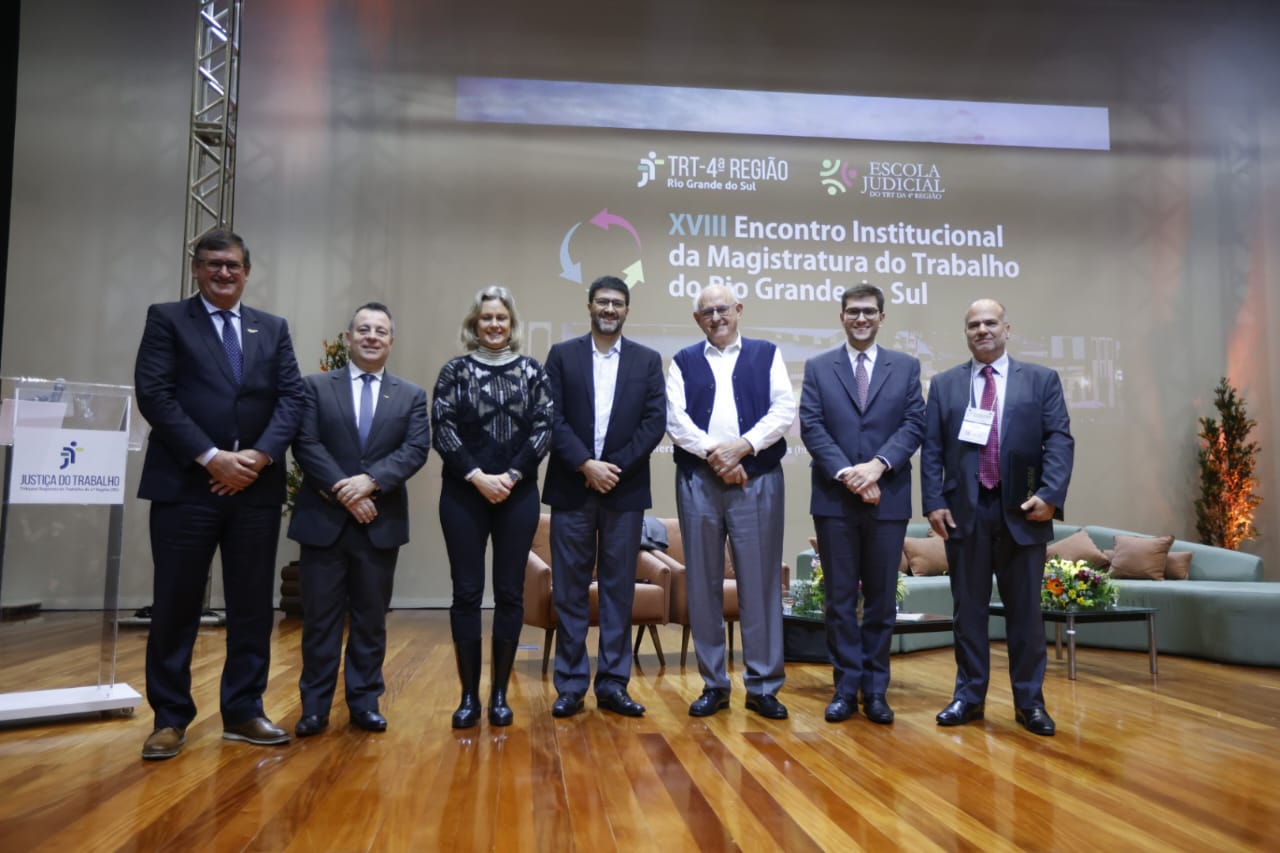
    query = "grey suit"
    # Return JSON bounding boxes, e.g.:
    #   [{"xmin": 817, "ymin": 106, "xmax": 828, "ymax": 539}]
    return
[{"xmin": 288, "ymin": 368, "xmax": 430, "ymax": 716}]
